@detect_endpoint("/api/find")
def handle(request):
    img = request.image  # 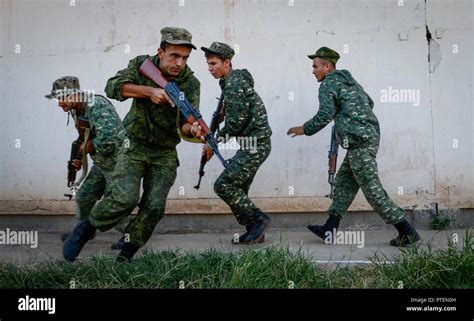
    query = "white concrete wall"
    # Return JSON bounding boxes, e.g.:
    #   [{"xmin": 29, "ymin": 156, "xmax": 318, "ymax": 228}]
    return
[{"xmin": 1, "ymin": 0, "xmax": 472, "ymax": 213}]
